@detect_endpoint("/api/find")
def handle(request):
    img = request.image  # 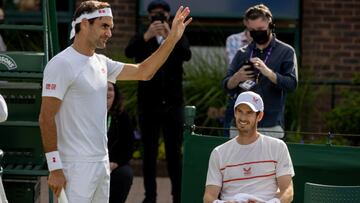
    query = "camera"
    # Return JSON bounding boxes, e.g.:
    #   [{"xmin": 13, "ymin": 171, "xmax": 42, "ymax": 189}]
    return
[{"xmin": 151, "ymin": 12, "xmax": 166, "ymax": 23}]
